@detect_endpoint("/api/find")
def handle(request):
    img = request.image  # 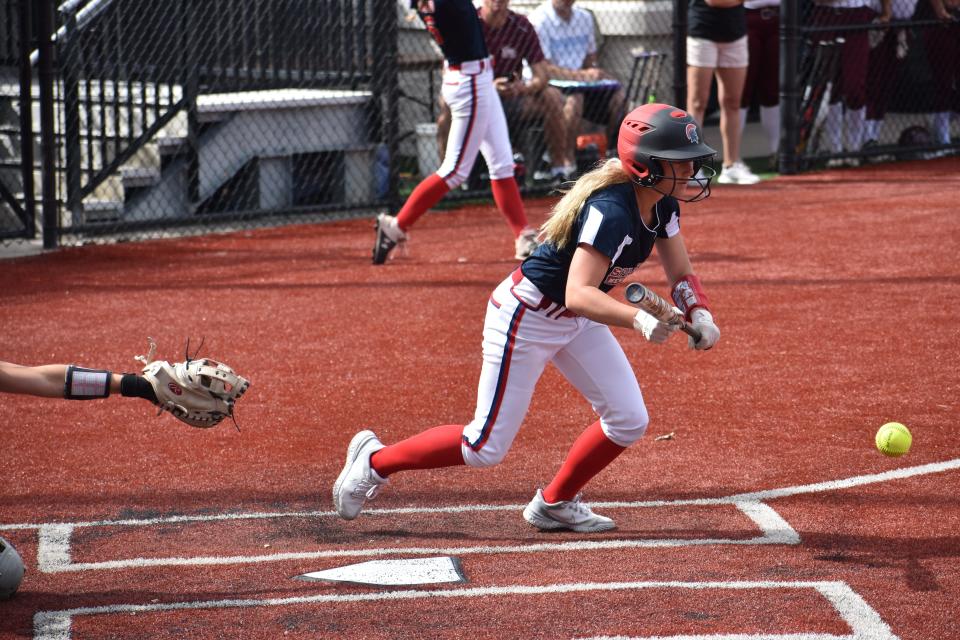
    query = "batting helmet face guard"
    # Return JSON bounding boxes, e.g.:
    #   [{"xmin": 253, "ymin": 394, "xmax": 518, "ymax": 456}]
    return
[
  {"xmin": 617, "ymin": 104, "xmax": 717, "ymax": 202},
  {"xmin": 0, "ymin": 536, "xmax": 25, "ymax": 600}
]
